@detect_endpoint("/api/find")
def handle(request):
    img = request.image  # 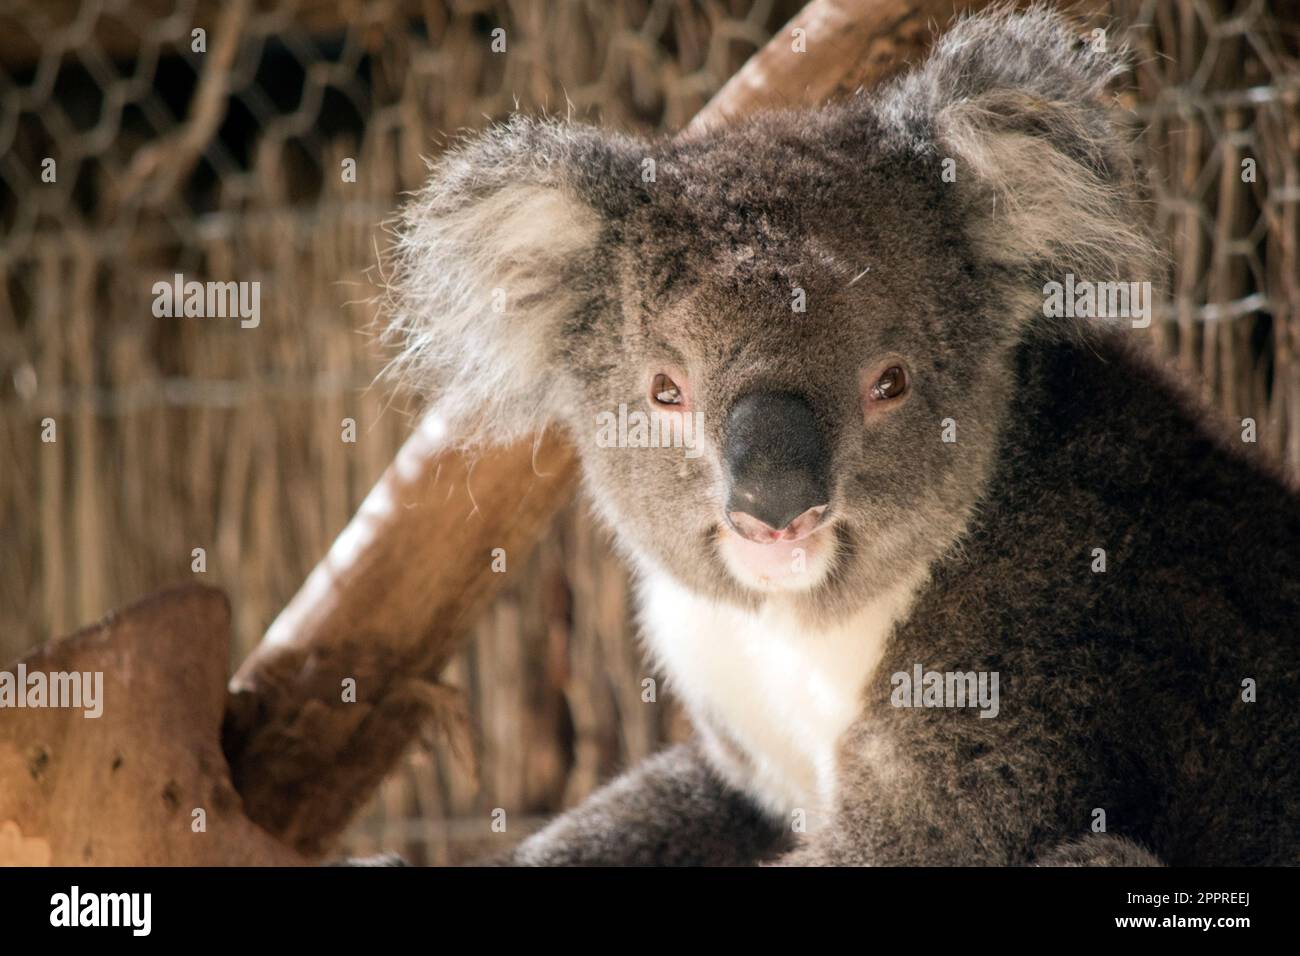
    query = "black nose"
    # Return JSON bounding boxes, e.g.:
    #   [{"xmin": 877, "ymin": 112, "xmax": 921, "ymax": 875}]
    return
[{"xmin": 723, "ymin": 390, "xmax": 831, "ymax": 534}]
